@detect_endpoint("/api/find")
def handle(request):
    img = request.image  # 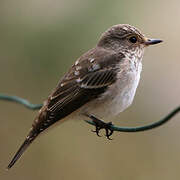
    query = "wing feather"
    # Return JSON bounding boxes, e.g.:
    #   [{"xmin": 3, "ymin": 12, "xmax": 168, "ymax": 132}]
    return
[
  {"xmin": 32, "ymin": 48, "xmax": 124, "ymax": 133},
  {"xmin": 48, "ymin": 69, "xmax": 116, "ymax": 113},
  {"xmin": 80, "ymin": 69, "xmax": 116, "ymax": 88},
  {"xmin": 7, "ymin": 46, "xmax": 125, "ymax": 170}
]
